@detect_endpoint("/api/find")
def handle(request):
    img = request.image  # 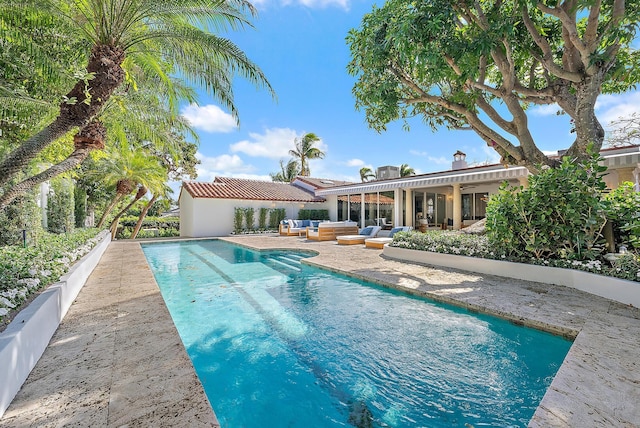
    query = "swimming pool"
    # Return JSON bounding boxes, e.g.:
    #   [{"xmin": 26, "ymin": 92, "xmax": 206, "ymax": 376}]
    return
[{"xmin": 142, "ymin": 240, "xmax": 572, "ymax": 427}]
